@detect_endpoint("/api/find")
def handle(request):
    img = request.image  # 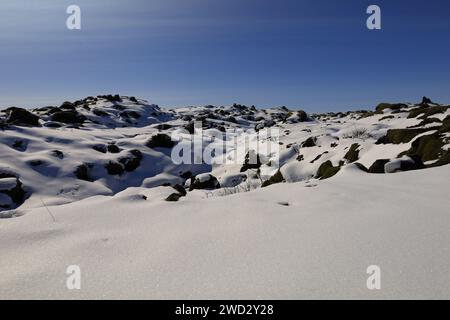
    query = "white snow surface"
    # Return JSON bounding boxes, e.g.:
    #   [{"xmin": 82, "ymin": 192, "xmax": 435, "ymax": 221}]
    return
[{"xmin": 0, "ymin": 165, "xmax": 449, "ymax": 299}]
